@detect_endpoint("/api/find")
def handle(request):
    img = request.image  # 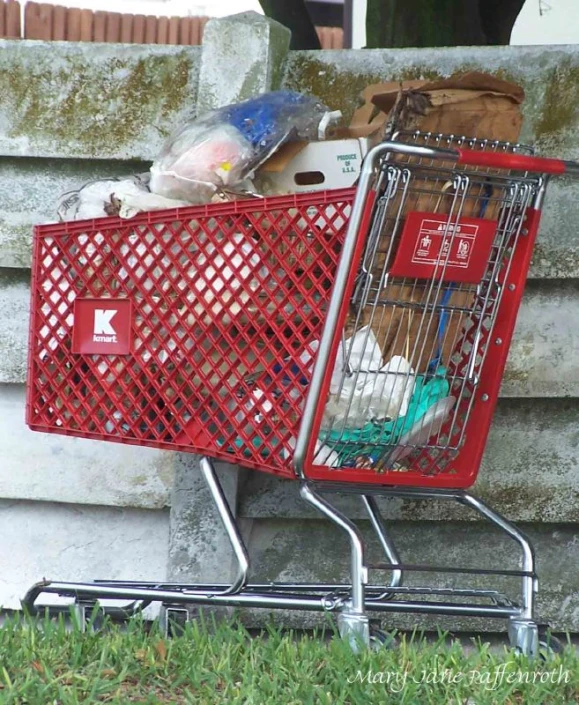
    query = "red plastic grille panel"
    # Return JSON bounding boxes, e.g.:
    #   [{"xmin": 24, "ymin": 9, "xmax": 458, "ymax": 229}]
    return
[{"xmin": 26, "ymin": 190, "xmax": 355, "ymax": 479}]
